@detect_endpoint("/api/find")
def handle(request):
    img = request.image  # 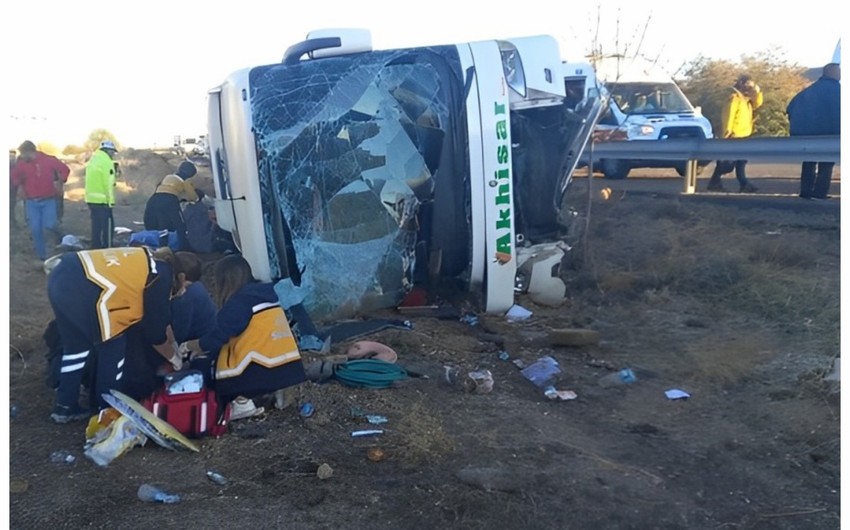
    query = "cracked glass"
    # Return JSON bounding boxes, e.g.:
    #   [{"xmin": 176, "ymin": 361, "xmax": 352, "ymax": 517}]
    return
[{"xmin": 249, "ymin": 47, "xmax": 461, "ymax": 319}]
